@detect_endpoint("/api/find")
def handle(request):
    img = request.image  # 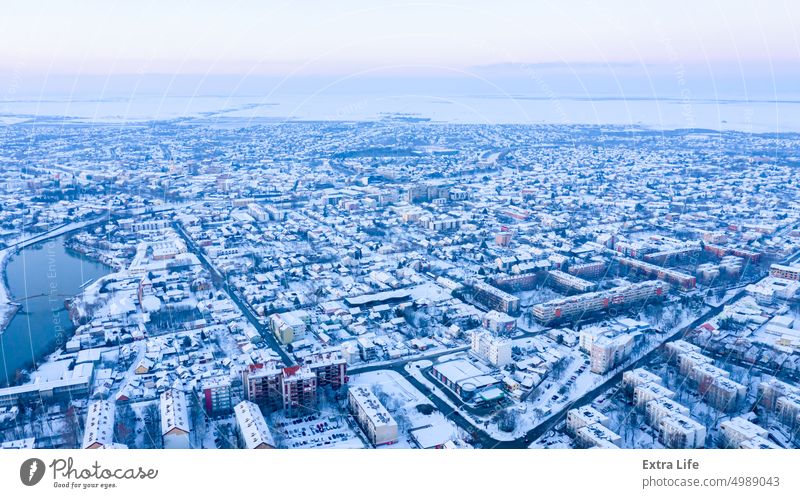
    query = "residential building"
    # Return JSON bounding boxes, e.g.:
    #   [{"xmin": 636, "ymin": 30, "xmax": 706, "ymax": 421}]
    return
[
  {"xmin": 160, "ymin": 389, "xmax": 191, "ymax": 449},
  {"xmin": 470, "ymin": 329, "xmax": 512, "ymax": 366},
  {"xmin": 281, "ymin": 366, "xmax": 317, "ymax": 414},
  {"xmin": 757, "ymin": 377, "xmax": 800, "ymax": 411},
  {"xmin": 566, "ymin": 405, "xmax": 610, "ymax": 437},
  {"xmin": 664, "ymin": 340, "xmax": 701, "ymax": 365},
  {"xmin": 471, "ymin": 281, "xmax": 520, "ymax": 315},
  {"xmin": 348, "ymin": 386, "xmax": 398, "ymax": 446},
  {"xmin": 482, "ymin": 310, "xmax": 516, "ymax": 334},
  {"xmin": 242, "ymin": 363, "xmax": 283, "ymax": 410},
  {"xmin": 269, "ymin": 310, "xmax": 310, "ymax": 345},
  {"xmin": 659, "ymin": 414, "xmax": 706, "ymax": 449},
  {"xmin": 575, "ymin": 423, "xmax": 621, "ymax": 449},
  {"xmin": 234, "ymin": 400, "xmax": 275, "ymax": 449},
  {"xmin": 633, "ymin": 382, "xmax": 675, "ymax": 410},
  {"xmin": 645, "ymin": 398, "xmax": 690, "ymax": 428},
  {"xmin": 719, "ymin": 417, "xmax": 768, "ymax": 449},
  {"xmin": 622, "ymin": 368, "xmax": 662, "ymax": 395},
  {"xmin": 776, "ymin": 392, "xmax": 800, "ymax": 428},
  {"xmin": 82, "ymin": 400, "xmax": 116, "ymax": 449},
  {"xmin": 770, "ymin": 263, "xmax": 800, "ymax": 281},
  {"xmin": 200, "ymin": 376, "xmax": 233, "ymax": 416},
  {"xmin": 304, "ymin": 350, "xmax": 348, "ymax": 388},
  {"xmin": 590, "ymin": 333, "xmax": 636, "ymax": 374},
  {"xmin": 547, "ymin": 270, "xmax": 596, "ymax": 293},
  {"xmin": 704, "ymin": 377, "xmax": 746, "ymax": 413},
  {"xmin": 532, "ymin": 281, "xmax": 666, "ymax": 324}
]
